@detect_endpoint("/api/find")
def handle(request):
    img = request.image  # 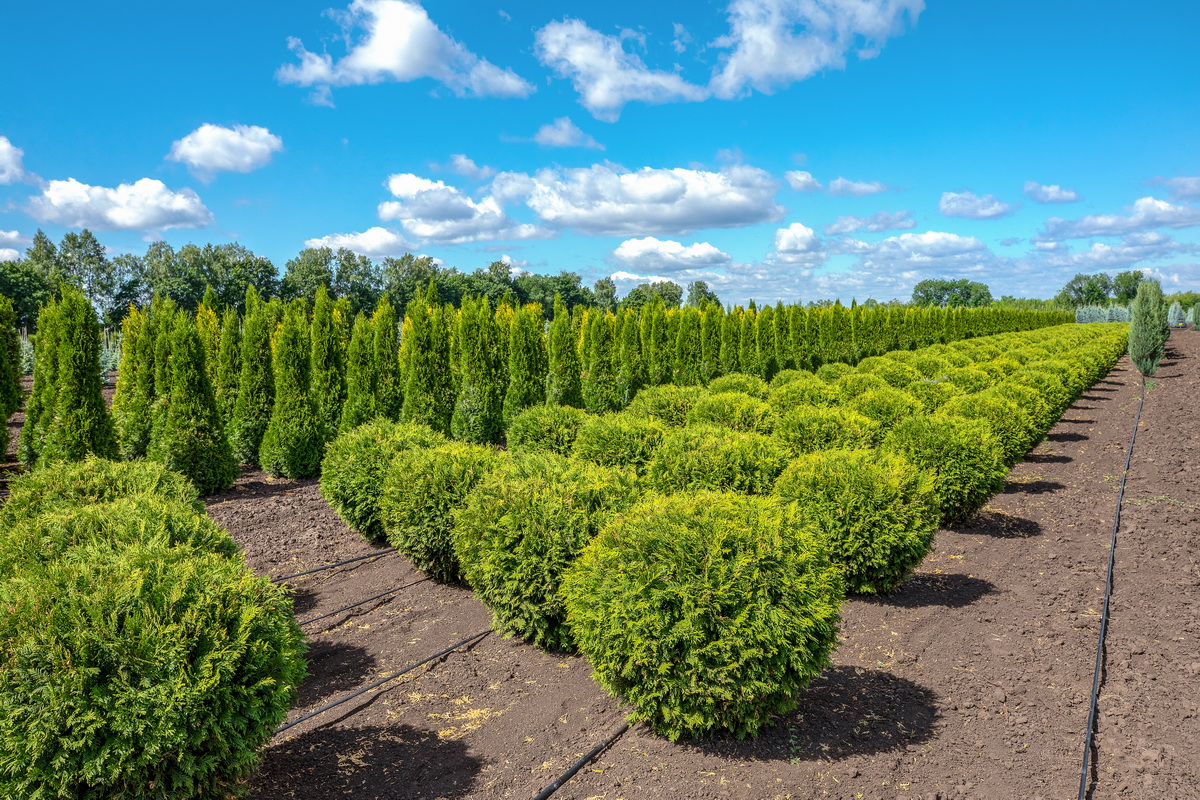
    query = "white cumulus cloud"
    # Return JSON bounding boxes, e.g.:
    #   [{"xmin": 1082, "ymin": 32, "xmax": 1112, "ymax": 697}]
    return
[
  {"xmin": 1023, "ymin": 181, "xmax": 1080, "ymax": 204},
  {"xmin": 305, "ymin": 226, "xmax": 415, "ymax": 257},
  {"xmin": 1036, "ymin": 231, "xmax": 1196, "ymax": 270},
  {"xmin": 378, "ymin": 172, "xmax": 547, "ymax": 244},
  {"xmin": 277, "ymin": 0, "xmax": 533, "ymax": 104},
  {"xmin": 785, "ymin": 170, "xmax": 822, "ymax": 191},
  {"xmin": 828, "ymin": 176, "xmax": 889, "ymax": 196},
  {"xmin": 1036, "ymin": 196, "xmax": 1200, "ymax": 241},
  {"xmin": 167, "ymin": 123, "xmax": 283, "ymax": 178},
  {"xmin": 824, "ymin": 209, "xmax": 914, "ymax": 234},
  {"xmin": 28, "ymin": 178, "xmax": 213, "ymax": 232},
  {"xmin": 770, "ymin": 222, "xmax": 827, "ymax": 266},
  {"xmin": 939, "ymin": 190, "xmax": 1016, "ymax": 219},
  {"xmin": 1155, "ymin": 176, "xmax": 1200, "ymax": 201},
  {"xmin": 0, "ymin": 136, "xmax": 33, "ymax": 185},
  {"xmin": 446, "ymin": 154, "xmax": 495, "ymax": 181},
  {"xmin": 613, "ymin": 236, "xmax": 732, "ymax": 272},
  {"xmin": 532, "ymin": 117, "xmax": 604, "ymax": 150}
]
